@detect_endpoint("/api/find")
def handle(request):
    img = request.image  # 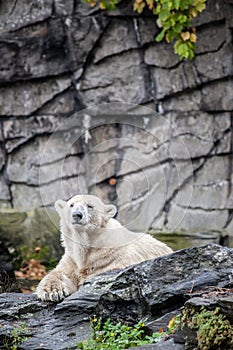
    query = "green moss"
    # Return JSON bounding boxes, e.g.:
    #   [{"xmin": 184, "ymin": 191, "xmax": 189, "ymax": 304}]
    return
[{"xmin": 180, "ymin": 306, "xmax": 233, "ymax": 349}]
